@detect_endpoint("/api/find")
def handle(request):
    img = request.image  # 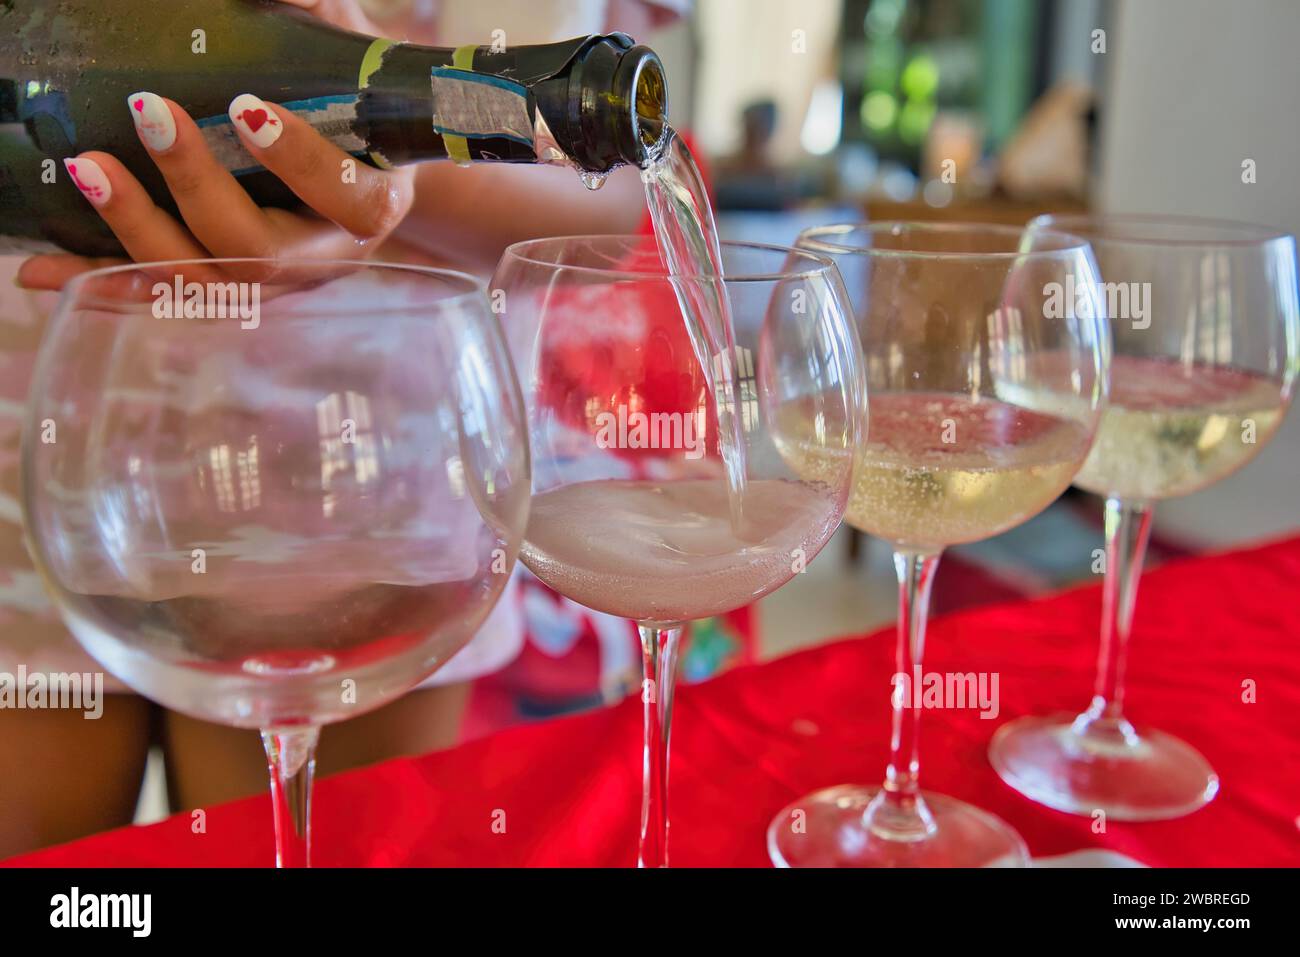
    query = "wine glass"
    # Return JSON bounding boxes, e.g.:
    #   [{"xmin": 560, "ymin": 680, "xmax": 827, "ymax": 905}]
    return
[
  {"xmin": 491, "ymin": 235, "xmax": 864, "ymax": 867},
  {"xmin": 990, "ymin": 214, "xmax": 1299, "ymax": 820},
  {"xmin": 22, "ymin": 259, "xmax": 529, "ymax": 866},
  {"xmin": 768, "ymin": 222, "xmax": 1110, "ymax": 867}
]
